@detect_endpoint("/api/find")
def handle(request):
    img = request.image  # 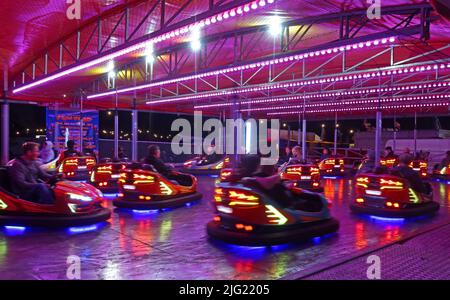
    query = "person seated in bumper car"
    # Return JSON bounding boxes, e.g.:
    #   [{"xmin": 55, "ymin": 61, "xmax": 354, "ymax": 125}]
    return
[
  {"xmin": 9, "ymin": 142, "xmax": 59, "ymax": 204},
  {"xmin": 436, "ymin": 150, "xmax": 450, "ymax": 170},
  {"xmin": 287, "ymin": 146, "xmax": 307, "ymax": 165},
  {"xmin": 144, "ymin": 145, "xmax": 192, "ymax": 186},
  {"xmin": 357, "ymin": 150, "xmax": 376, "ymax": 174},
  {"xmin": 391, "ymin": 154, "xmax": 428, "ymax": 194},
  {"xmin": 40, "ymin": 141, "xmax": 56, "ymax": 164},
  {"xmin": 238, "ymin": 155, "xmax": 316, "ymax": 209},
  {"xmin": 57, "ymin": 140, "xmax": 82, "ymax": 164}
]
